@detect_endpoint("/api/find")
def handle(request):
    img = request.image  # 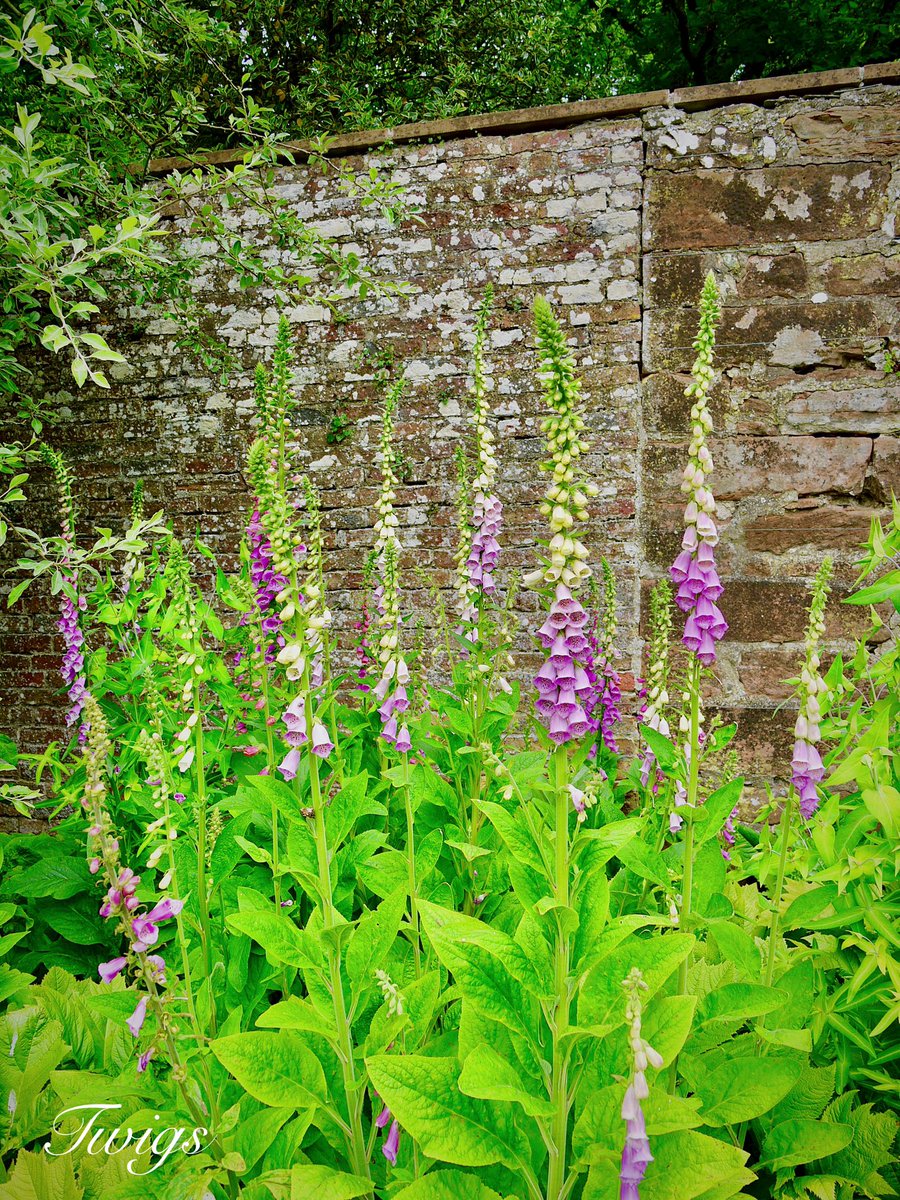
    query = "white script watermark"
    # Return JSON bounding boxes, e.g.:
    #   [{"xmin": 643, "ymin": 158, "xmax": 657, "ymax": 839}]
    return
[{"xmin": 44, "ymin": 1103, "xmax": 210, "ymax": 1175}]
